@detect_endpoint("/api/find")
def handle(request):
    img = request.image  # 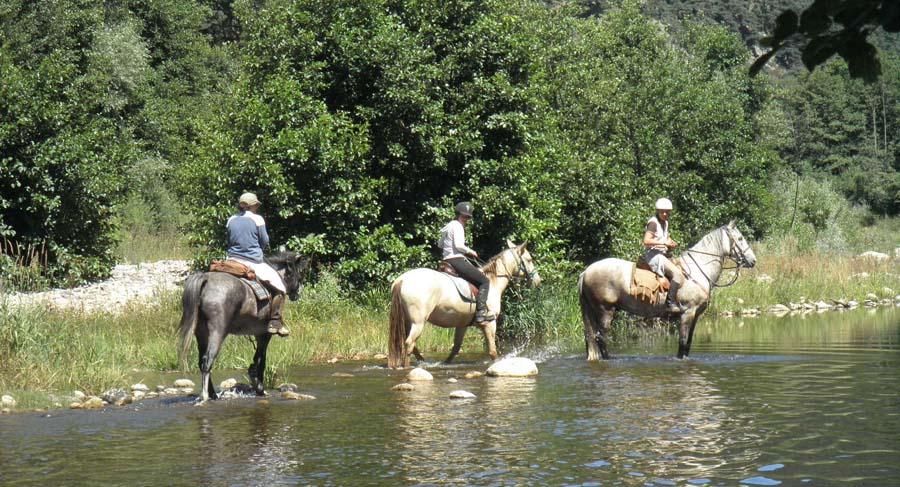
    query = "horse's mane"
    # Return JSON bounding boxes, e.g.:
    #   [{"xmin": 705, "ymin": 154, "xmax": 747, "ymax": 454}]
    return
[
  {"xmin": 479, "ymin": 248, "xmax": 514, "ymax": 276},
  {"xmin": 265, "ymin": 250, "xmax": 300, "ymax": 268},
  {"xmin": 688, "ymin": 225, "xmax": 729, "ymax": 252}
]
